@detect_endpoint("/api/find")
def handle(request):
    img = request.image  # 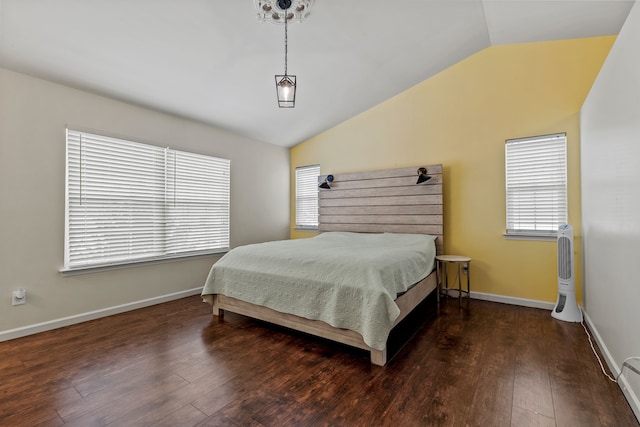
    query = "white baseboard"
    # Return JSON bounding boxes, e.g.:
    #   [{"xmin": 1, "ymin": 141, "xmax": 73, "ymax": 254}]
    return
[
  {"xmin": 0, "ymin": 287, "xmax": 203, "ymax": 343},
  {"xmin": 470, "ymin": 291, "xmax": 556, "ymax": 310},
  {"xmin": 1, "ymin": 289, "xmax": 553, "ymax": 343},
  {"xmin": 583, "ymin": 311, "xmax": 640, "ymax": 422}
]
